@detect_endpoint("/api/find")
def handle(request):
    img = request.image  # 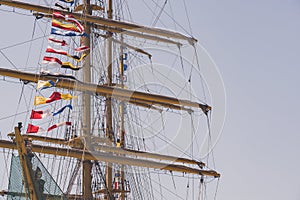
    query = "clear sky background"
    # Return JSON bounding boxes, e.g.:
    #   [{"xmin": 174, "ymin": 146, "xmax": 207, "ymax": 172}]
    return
[
  {"xmin": 128, "ymin": 1, "xmax": 300, "ymax": 199},
  {"xmin": 192, "ymin": 1, "xmax": 300, "ymax": 200},
  {"xmin": 128, "ymin": 0, "xmax": 300, "ymax": 199},
  {"xmin": 0, "ymin": 0, "xmax": 300, "ymax": 200}
]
